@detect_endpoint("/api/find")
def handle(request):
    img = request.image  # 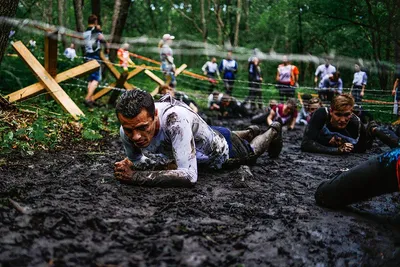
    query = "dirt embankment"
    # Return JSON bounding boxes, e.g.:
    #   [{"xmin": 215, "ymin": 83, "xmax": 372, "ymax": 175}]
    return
[{"xmin": 1, "ymin": 122, "xmax": 400, "ymax": 266}]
